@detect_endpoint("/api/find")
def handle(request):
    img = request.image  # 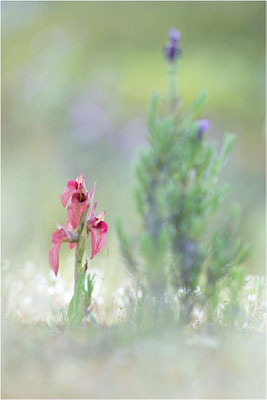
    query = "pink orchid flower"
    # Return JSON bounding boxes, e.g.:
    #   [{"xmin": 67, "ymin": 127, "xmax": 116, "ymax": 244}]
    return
[
  {"xmin": 87, "ymin": 201, "xmax": 108, "ymax": 260},
  {"xmin": 48, "ymin": 224, "xmax": 79, "ymax": 277},
  {"xmin": 61, "ymin": 172, "xmax": 94, "ymax": 230},
  {"xmin": 49, "ymin": 175, "xmax": 108, "ymax": 277}
]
